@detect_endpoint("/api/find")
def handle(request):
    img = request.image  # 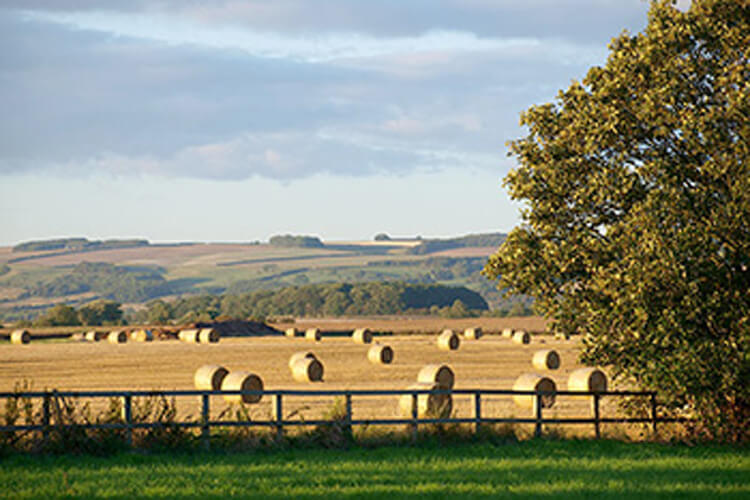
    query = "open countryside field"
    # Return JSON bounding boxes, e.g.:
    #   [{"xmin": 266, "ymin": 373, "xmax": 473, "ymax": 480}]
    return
[
  {"xmin": 2, "ymin": 441, "xmax": 748, "ymax": 499},
  {"xmin": 1, "ymin": 319, "xmax": 643, "ymax": 439}
]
